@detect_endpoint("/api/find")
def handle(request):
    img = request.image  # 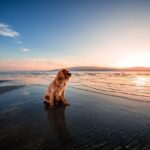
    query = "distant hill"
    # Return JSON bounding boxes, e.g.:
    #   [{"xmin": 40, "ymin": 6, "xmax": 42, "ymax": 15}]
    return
[
  {"xmin": 120, "ymin": 67, "xmax": 150, "ymax": 71},
  {"xmin": 68, "ymin": 66, "xmax": 117, "ymax": 71},
  {"xmin": 49, "ymin": 66, "xmax": 150, "ymax": 72}
]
